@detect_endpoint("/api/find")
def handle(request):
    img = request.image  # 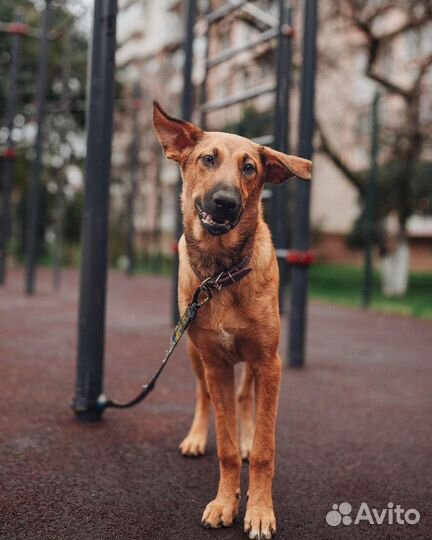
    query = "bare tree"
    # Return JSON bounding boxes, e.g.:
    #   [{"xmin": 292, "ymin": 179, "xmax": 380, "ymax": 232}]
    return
[{"xmin": 317, "ymin": 0, "xmax": 432, "ymax": 295}]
